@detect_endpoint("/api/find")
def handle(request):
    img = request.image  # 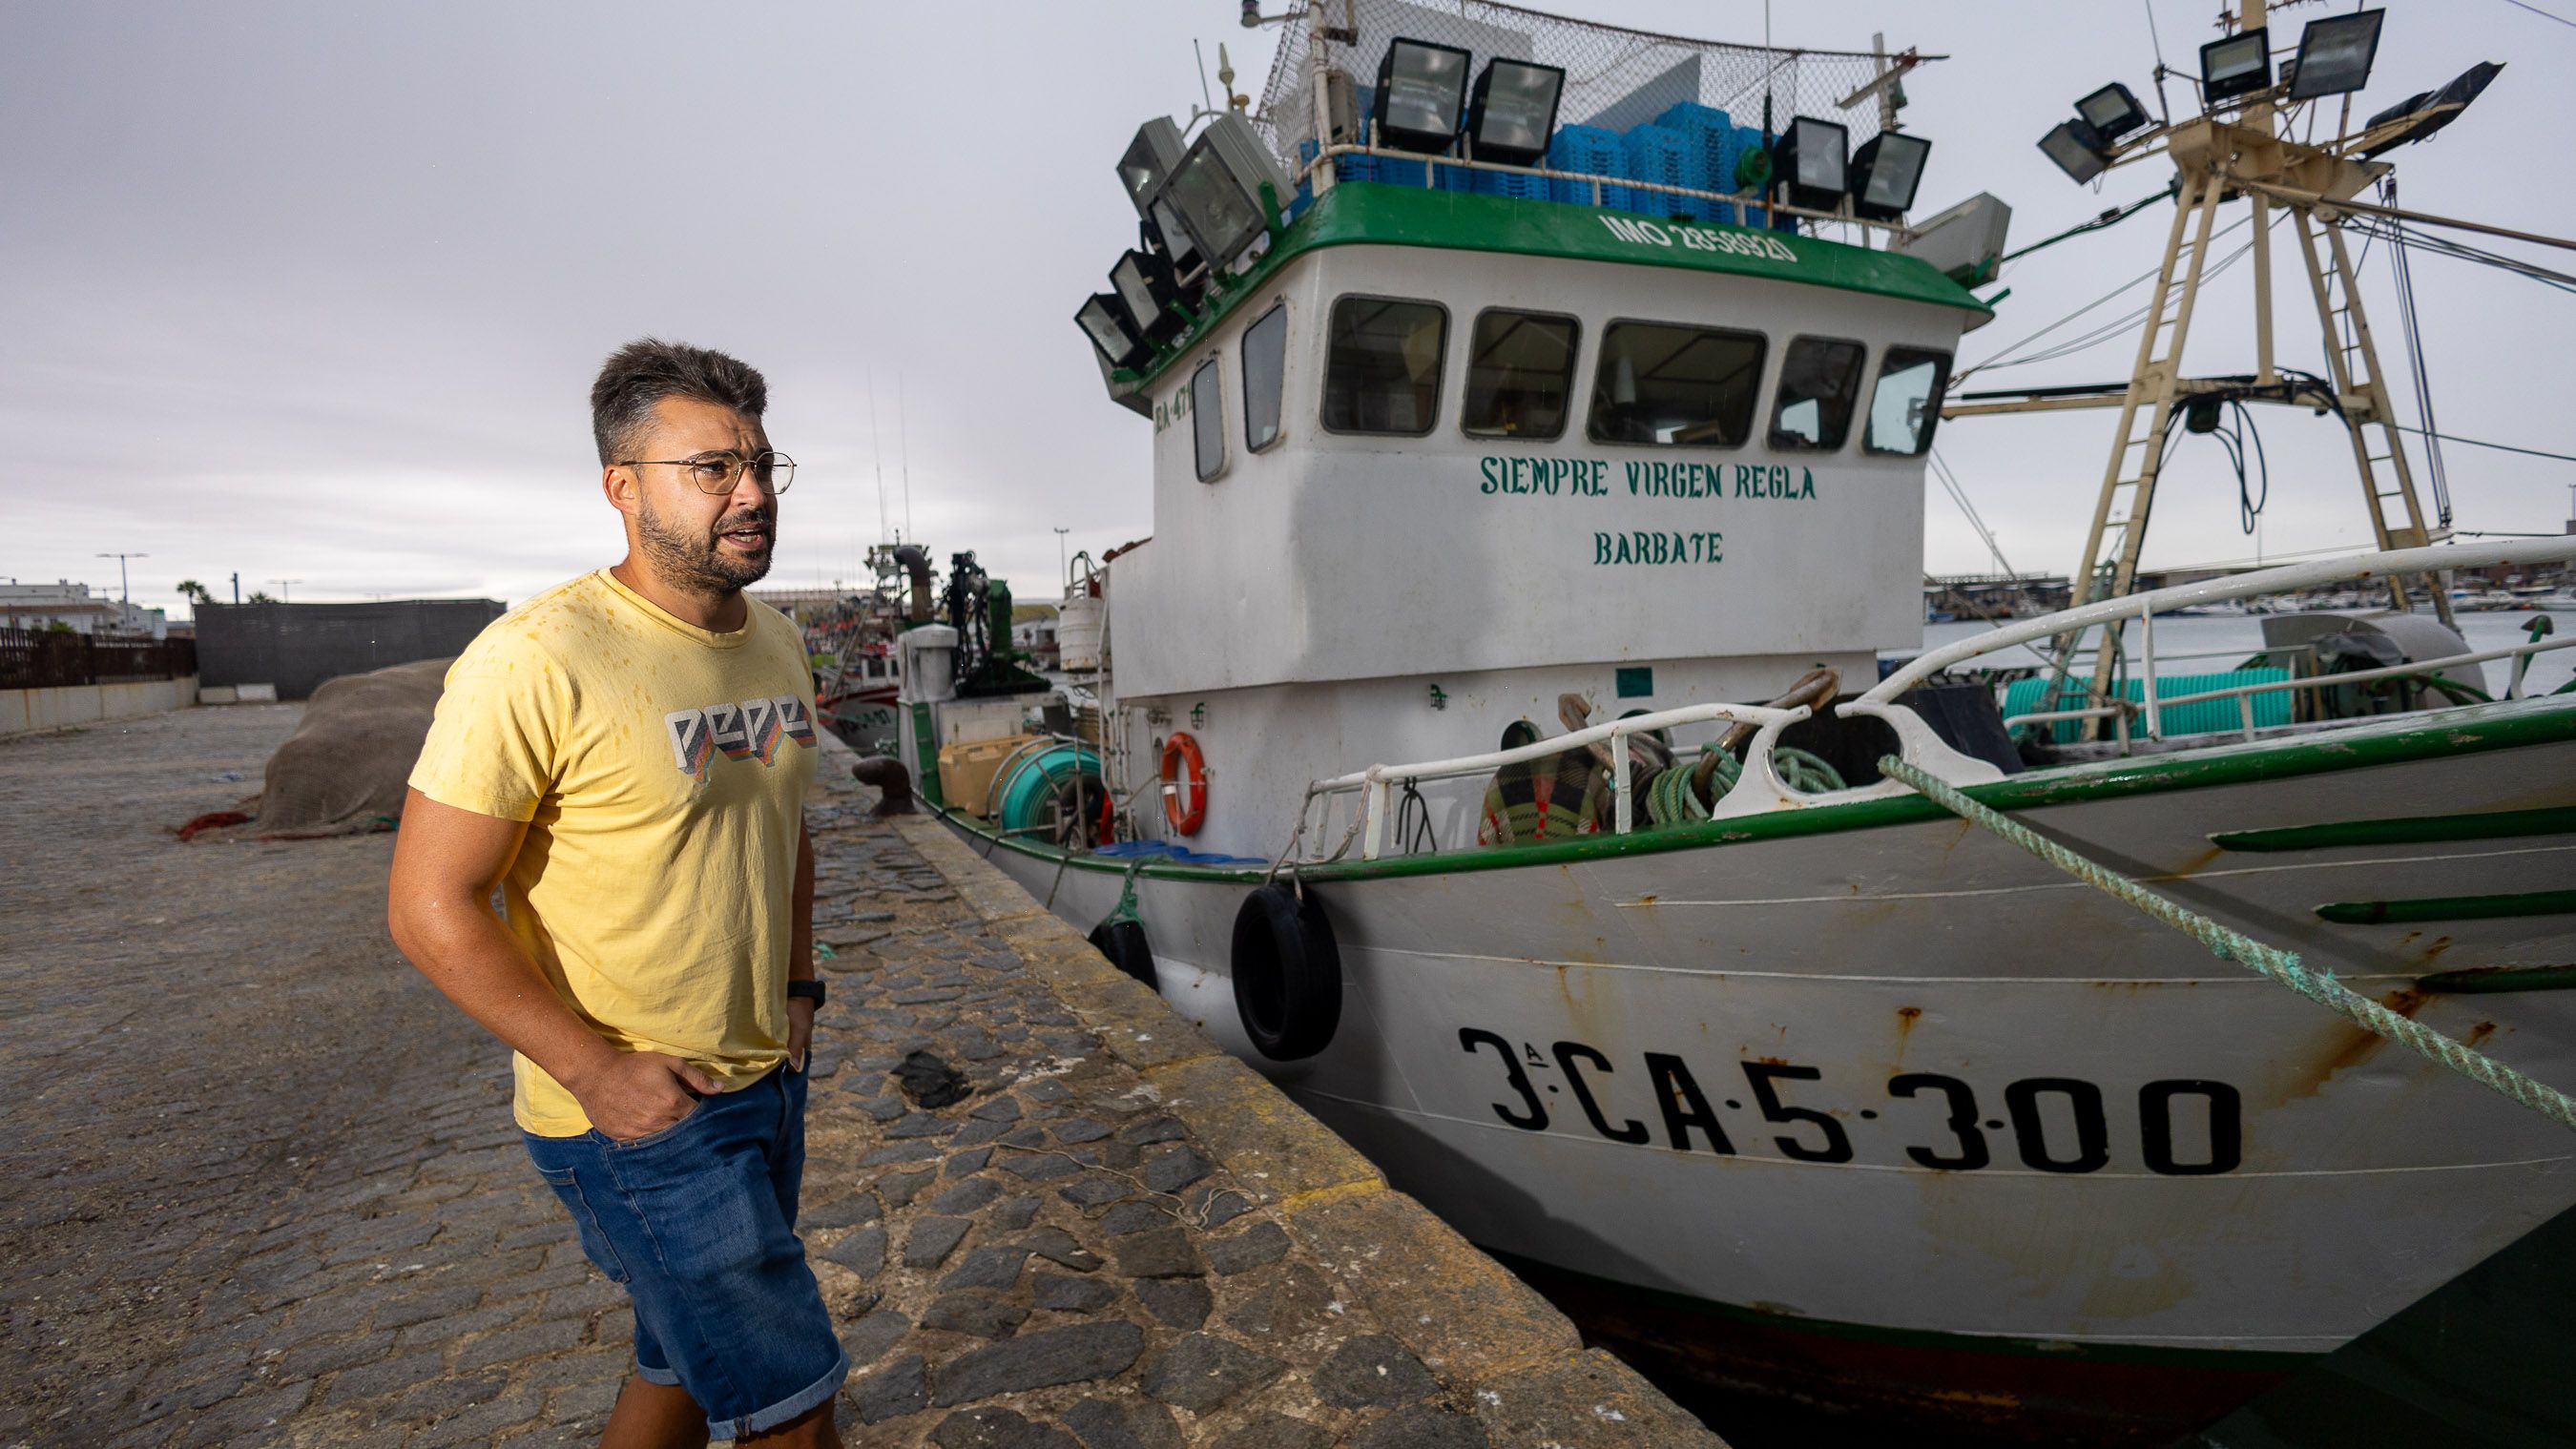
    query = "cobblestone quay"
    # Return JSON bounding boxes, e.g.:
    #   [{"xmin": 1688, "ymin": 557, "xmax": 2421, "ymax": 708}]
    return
[{"xmin": 0, "ymin": 704, "xmax": 1722, "ymax": 1446}]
